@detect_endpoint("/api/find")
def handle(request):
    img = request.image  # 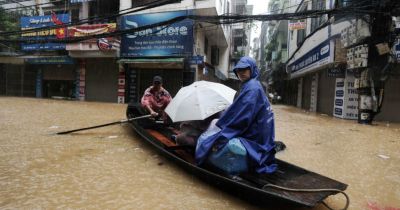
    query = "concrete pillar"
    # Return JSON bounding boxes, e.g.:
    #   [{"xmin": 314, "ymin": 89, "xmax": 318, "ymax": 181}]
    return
[
  {"xmin": 80, "ymin": 2, "xmax": 89, "ymax": 21},
  {"xmin": 297, "ymin": 78, "xmax": 303, "ymax": 108}
]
